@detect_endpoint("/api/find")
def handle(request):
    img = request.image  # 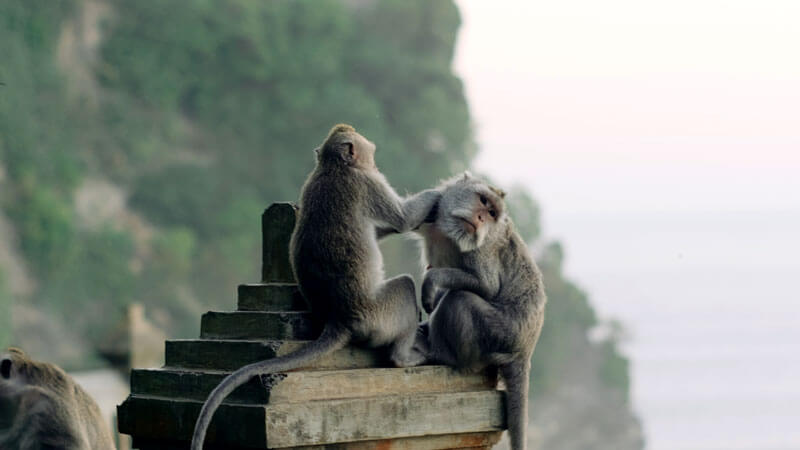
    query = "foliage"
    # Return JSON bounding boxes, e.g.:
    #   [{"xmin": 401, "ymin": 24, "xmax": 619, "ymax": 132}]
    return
[
  {"xmin": 531, "ymin": 242, "xmax": 631, "ymax": 397},
  {"xmin": 0, "ymin": 270, "xmax": 10, "ymax": 349},
  {"xmin": 504, "ymin": 185, "xmax": 542, "ymax": 243},
  {"xmin": 599, "ymin": 337, "xmax": 631, "ymax": 401}
]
